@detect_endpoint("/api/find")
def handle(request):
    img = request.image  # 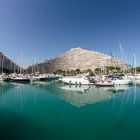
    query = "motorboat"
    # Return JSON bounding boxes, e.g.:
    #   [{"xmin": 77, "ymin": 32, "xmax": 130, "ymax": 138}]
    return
[
  {"xmin": 60, "ymin": 74, "xmax": 94, "ymax": 85},
  {"xmin": 31, "ymin": 74, "xmax": 60, "ymax": 82},
  {"xmin": 31, "ymin": 75, "xmax": 48, "ymax": 81},
  {"xmin": 111, "ymin": 76, "xmax": 133, "ymax": 85}
]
